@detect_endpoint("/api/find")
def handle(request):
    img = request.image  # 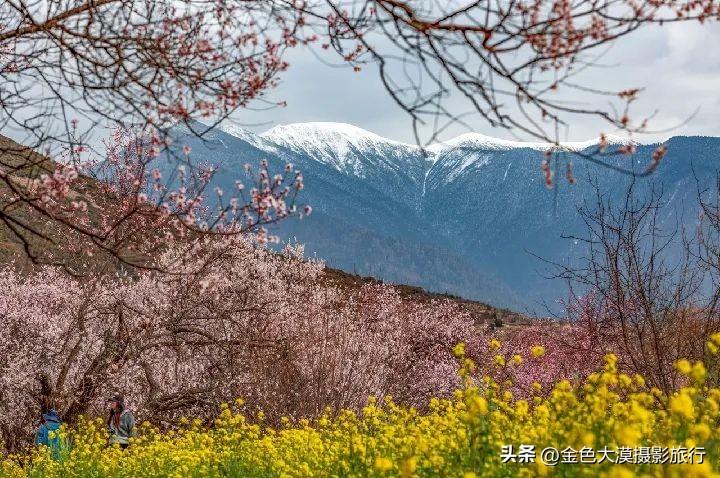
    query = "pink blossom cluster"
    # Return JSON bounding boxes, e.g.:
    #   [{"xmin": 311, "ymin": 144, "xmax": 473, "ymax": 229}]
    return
[
  {"xmin": 27, "ymin": 126, "xmax": 311, "ymax": 267},
  {"xmin": 475, "ymin": 323, "xmax": 603, "ymax": 396},
  {"xmin": 0, "ymin": 236, "xmax": 475, "ymax": 449},
  {"xmin": 36, "ymin": 164, "xmax": 79, "ymax": 202}
]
